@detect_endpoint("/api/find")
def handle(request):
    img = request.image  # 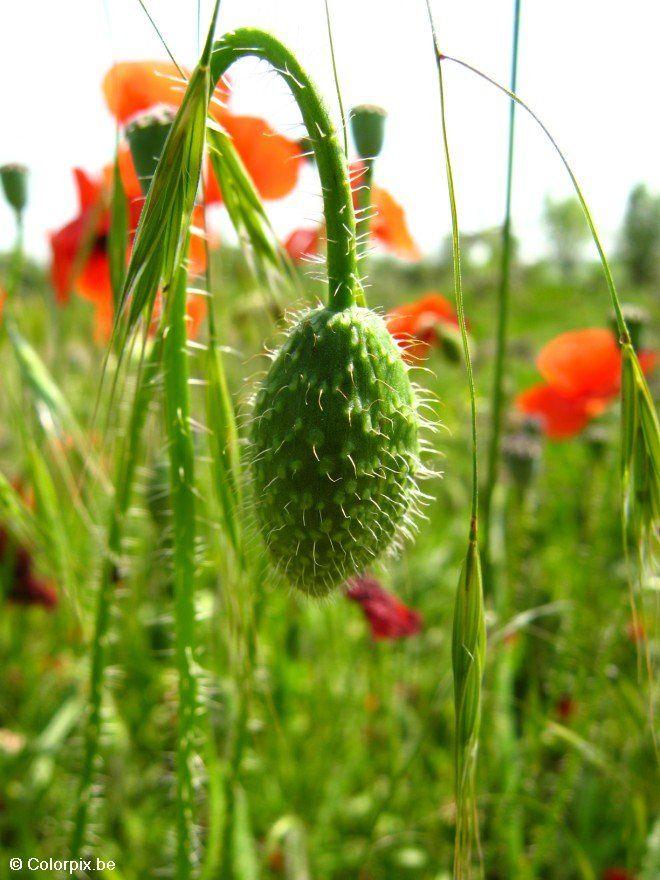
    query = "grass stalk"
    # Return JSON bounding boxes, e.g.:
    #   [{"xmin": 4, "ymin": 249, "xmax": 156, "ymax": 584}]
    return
[
  {"xmin": 163, "ymin": 258, "xmax": 199, "ymax": 879},
  {"xmin": 482, "ymin": 0, "xmax": 522, "ymax": 583},
  {"xmin": 425, "ymin": 4, "xmax": 486, "ymax": 876}
]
